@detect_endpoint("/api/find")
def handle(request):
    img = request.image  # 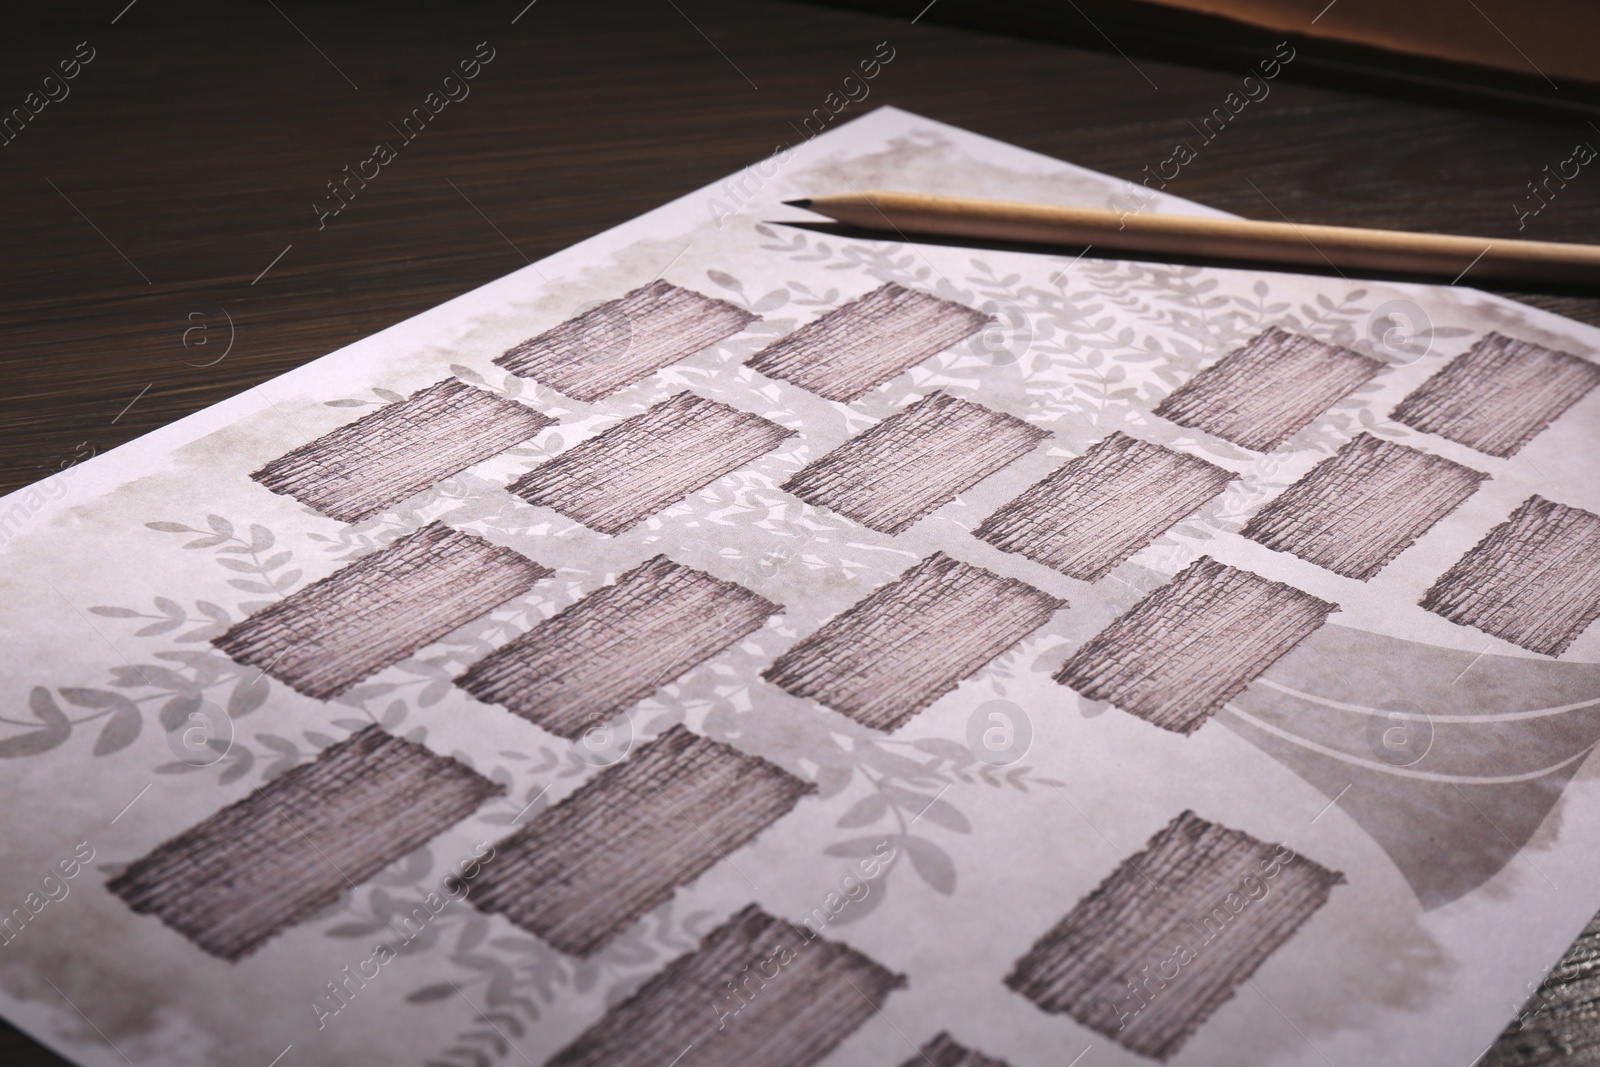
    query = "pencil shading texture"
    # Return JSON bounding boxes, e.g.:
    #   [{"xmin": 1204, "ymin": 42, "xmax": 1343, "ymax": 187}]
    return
[
  {"xmin": 545, "ymin": 903, "xmax": 905, "ymax": 1067},
  {"xmin": 783, "ymin": 391, "xmax": 1049, "ymax": 534},
  {"xmin": 467, "ymin": 726, "xmax": 813, "ymax": 956},
  {"xmin": 213, "ymin": 521, "xmax": 550, "ymax": 699},
  {"xmin": 1006, "ymin": 810, "xmax": 1343, "ymax": 1061},
  {"xmin": 1243, "ymin": 433, "xmax": 1487, "ymax": 579},
  {"xmin": 1153, "ymin": 327, "xmax": 1383, "ymax": 451},
  {"xmin": 1056, "ymin": 556, "xmax": 1337, "ymax": 735},
  {"xmin": 1392, "ymin": 332, "xmax": 1600, "ymax": 457},
  {"xmin": 899, "ymin": 1032, "xmax": 1015, "ymax": 1067},
  {"xmin": 746, "ymin": 282, "xmax": 991, "ymax": 402},
  {"xmin": 251, "ymin": 378, "xmax": 556, "ymax": 523},
  {"xmin": 507, "ymin": 391, "xmax": 795, "ymax": 534},
  {"xmin": 975, "ymin": 432, "xmax": 1234, "ymax": 580},
  {"xmin": 106, "ymin": 726, "xmax": 503, "ymax": 961},
  {"xmin": 456, "ymin": 555, "xmax": 781, "ymax": 739},
  {"xmin": 764, "ymin": 552, "xmax": 1065, "ymax": 732},
  {"xmin": 495, "ymin": 280, "xmax": 759, "ymax": 402},
  {"xmin": 1422, "ymin": 495, "xmax": 1600, "ymax": 656}
]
